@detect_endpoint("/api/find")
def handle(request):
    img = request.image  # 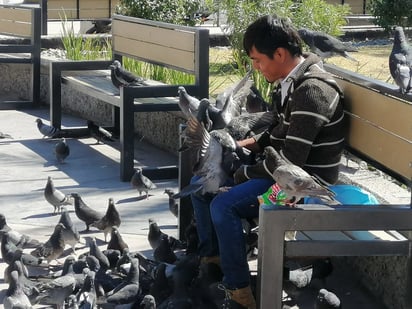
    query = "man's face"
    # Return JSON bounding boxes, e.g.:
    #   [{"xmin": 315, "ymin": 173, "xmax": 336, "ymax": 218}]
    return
[{"xmin": 248, "ymin": 46, "xmax": 283, "ymax": 83}]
